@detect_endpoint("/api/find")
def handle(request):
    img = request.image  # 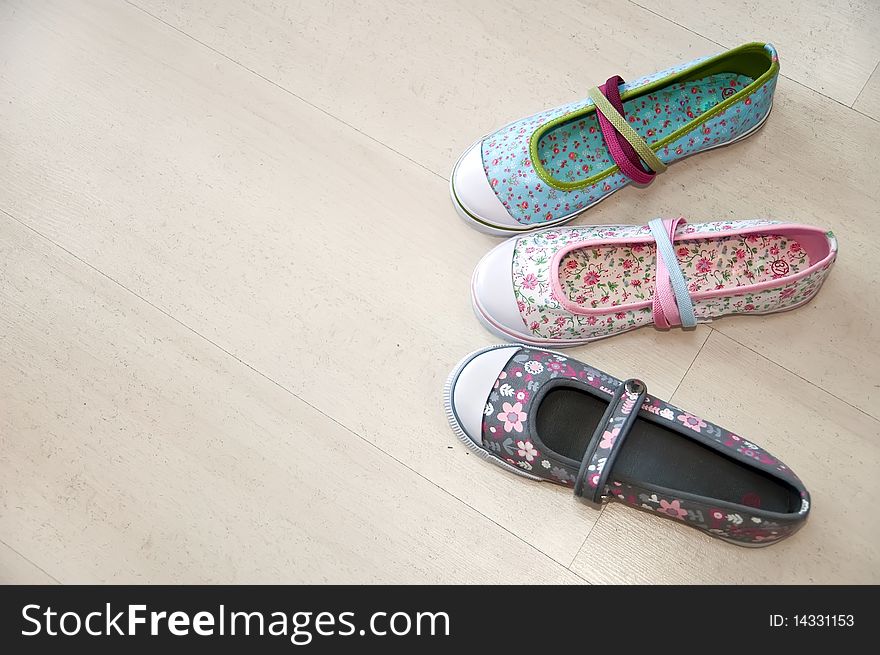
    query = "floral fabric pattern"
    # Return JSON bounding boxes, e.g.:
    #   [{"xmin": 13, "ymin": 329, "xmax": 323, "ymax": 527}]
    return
[
  {"xmin": 480, "ymin": 45, "xmax": 778, "ymax": 225},
  {"xmin": 478, "ymin": 347, "xmax": 810, "ymax": 546},
  {"xmin": 511, "ymin": 221, "xmax": 837, "ymax": 341},
  {"xmin": 558, "ymin": 233, "xmax": 811, "ymax": 307},
  {"xmin": 537, "ymin": 74, "xmax": 753, "ymax": 183},
  {"xmin": 578, "ymin": 383, "xmax": 642, "ymax": 497},
  {"xmin": 608, "ymin": 484, "xmax": 805, "ymax": 545}
]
